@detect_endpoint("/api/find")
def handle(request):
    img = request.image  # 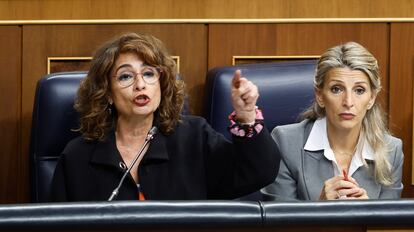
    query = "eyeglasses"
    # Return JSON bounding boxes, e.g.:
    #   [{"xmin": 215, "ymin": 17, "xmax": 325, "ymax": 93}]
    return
[{"xmin": 113, "ymin": 66, "xmax": 160, "ymax": 87}]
